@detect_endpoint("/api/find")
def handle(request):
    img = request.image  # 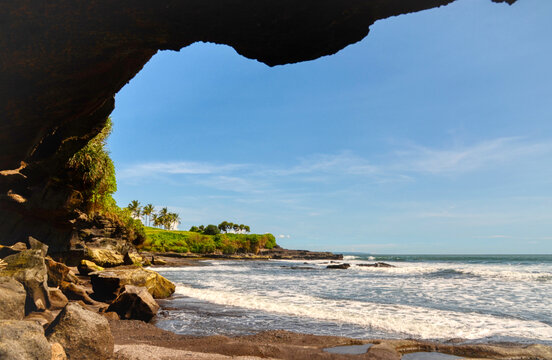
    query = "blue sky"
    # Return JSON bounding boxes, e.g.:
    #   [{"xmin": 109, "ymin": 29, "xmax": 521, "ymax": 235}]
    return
[{"xmin": 110, "ymin": 0, "xmax": 552, "ymax": 253}]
